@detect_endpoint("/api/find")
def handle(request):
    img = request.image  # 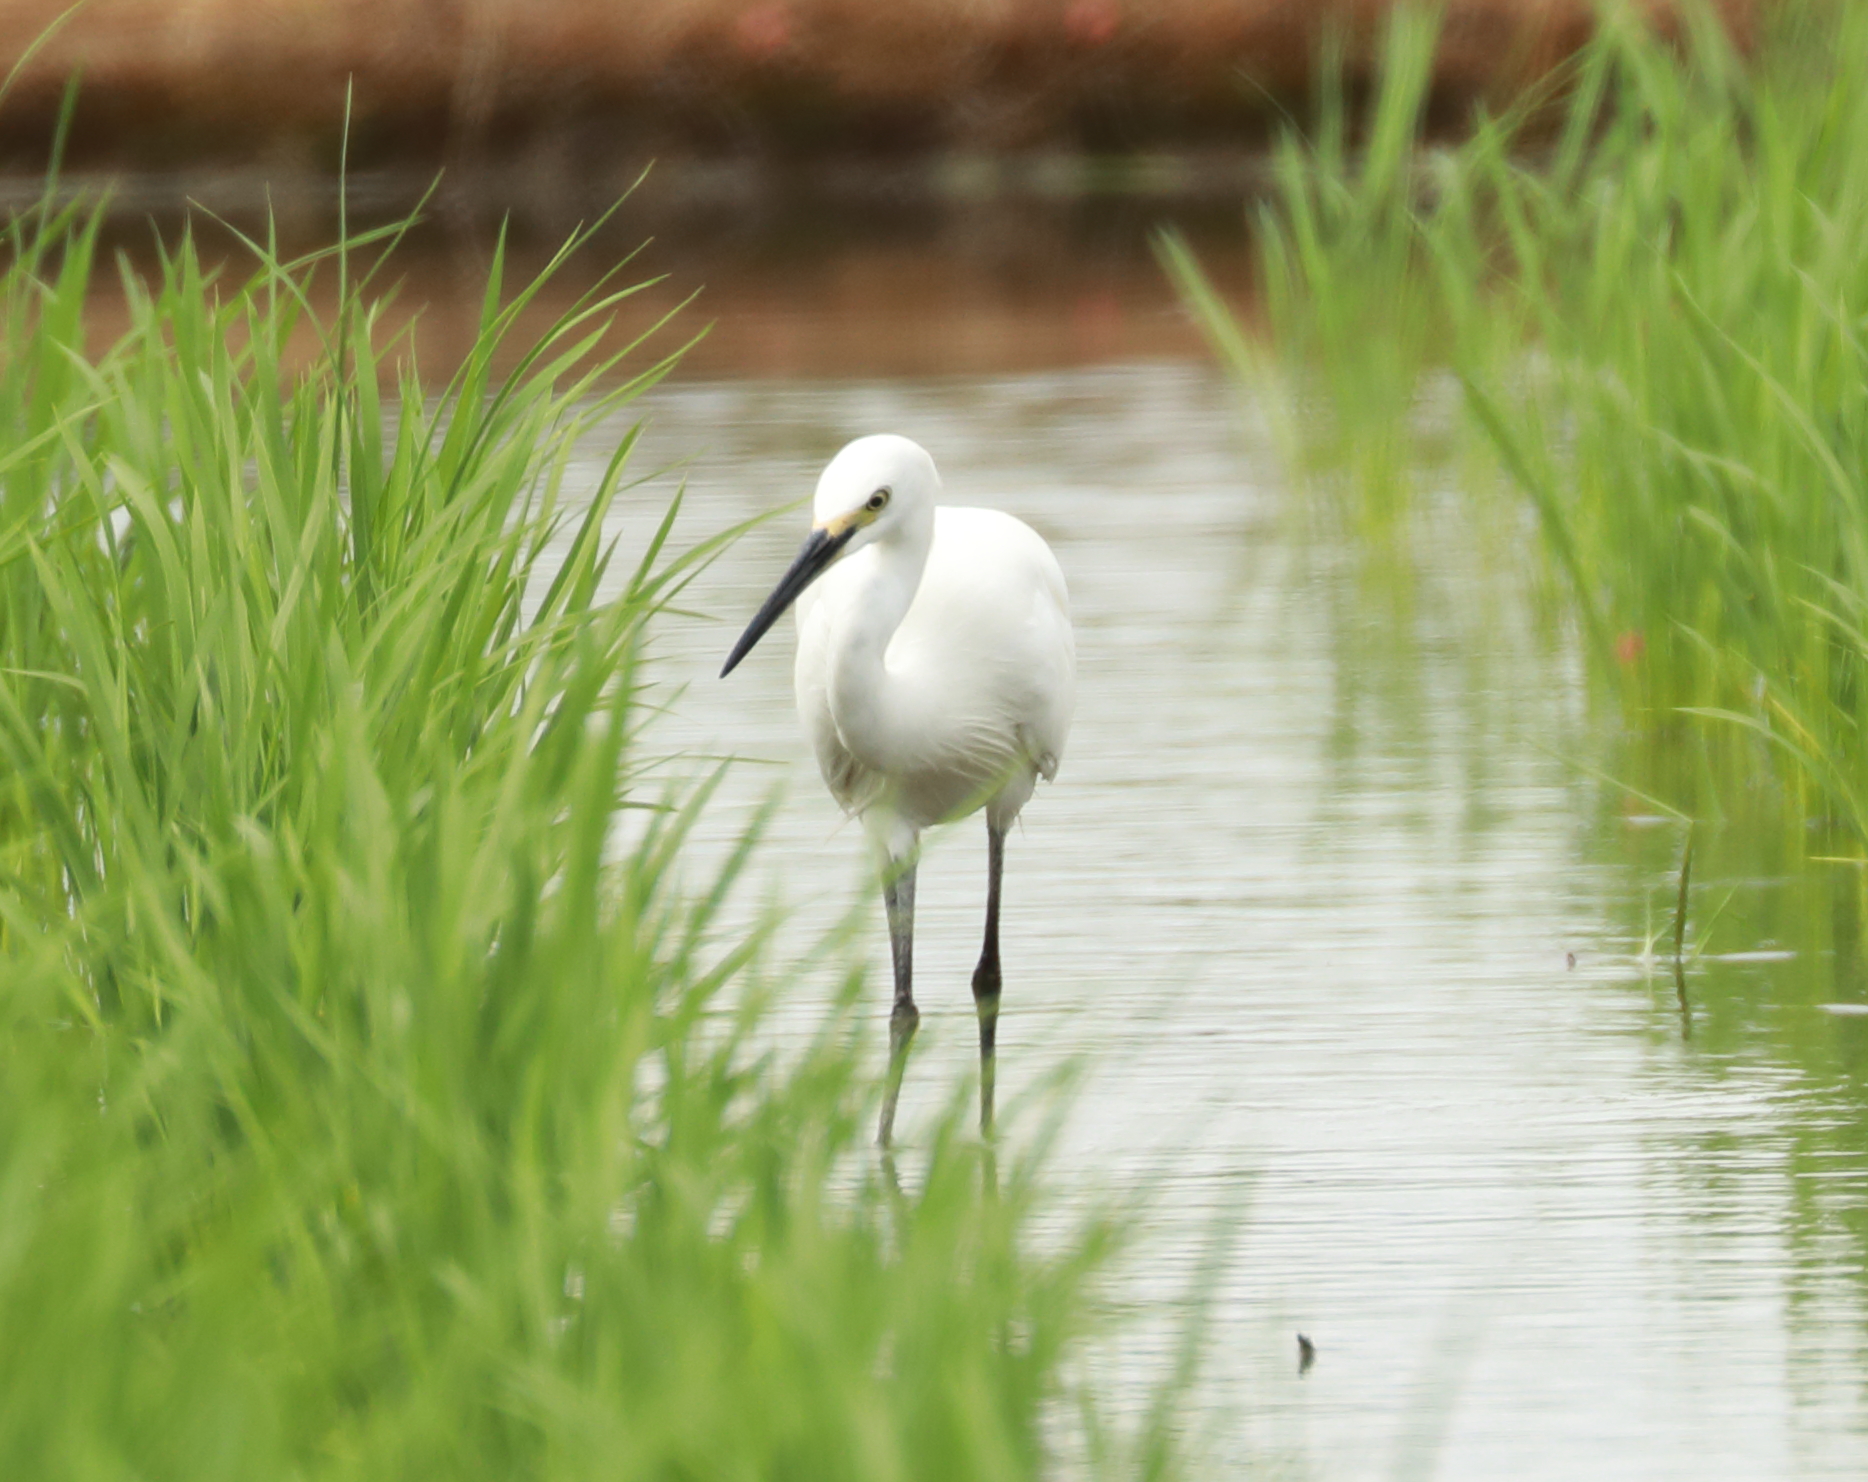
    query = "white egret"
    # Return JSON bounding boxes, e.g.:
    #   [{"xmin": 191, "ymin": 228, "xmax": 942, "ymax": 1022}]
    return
[{"xmin": 721, "ymin": 435, "xmax": 1076, "ymax": 1145}]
